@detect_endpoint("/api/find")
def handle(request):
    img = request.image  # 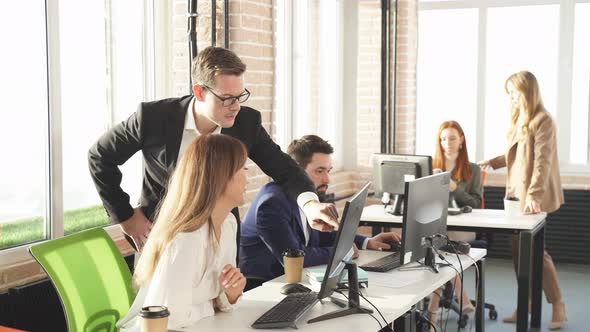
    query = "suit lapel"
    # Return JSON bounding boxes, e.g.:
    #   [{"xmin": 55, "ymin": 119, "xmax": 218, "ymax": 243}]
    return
[{"xmin": 165, "ymin": 97, "xmax": 192, "ymax": 172}]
